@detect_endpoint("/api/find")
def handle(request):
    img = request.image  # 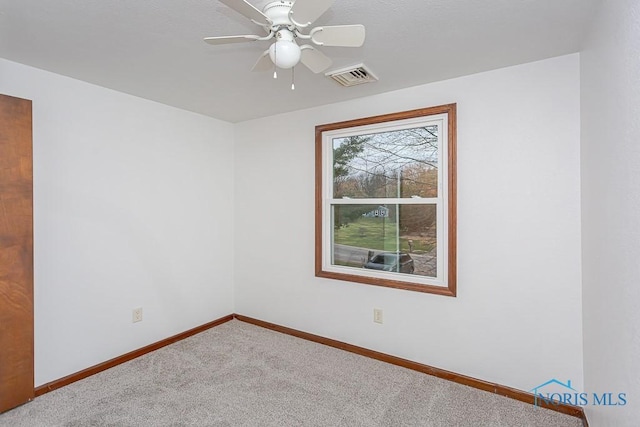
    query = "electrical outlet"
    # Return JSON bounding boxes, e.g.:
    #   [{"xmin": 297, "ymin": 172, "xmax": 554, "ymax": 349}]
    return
[
  {"xmin": 373, "ymin": 308, "xmax": 383, "ymax": 324},
  {"xmin": 132, "ymin": 307, "xmax": 143, "ymax": 323}
]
